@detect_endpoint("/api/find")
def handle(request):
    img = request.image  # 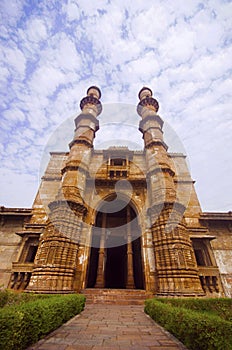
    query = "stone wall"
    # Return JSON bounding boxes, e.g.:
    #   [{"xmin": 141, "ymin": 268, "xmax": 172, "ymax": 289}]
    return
[
  {"xmin": 0, "ymin": 208, "xmax": 32, "ymax": 288},
  {"xmin": 200, "ymin": 213, "xmax": 232, "ymax": 297}
]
